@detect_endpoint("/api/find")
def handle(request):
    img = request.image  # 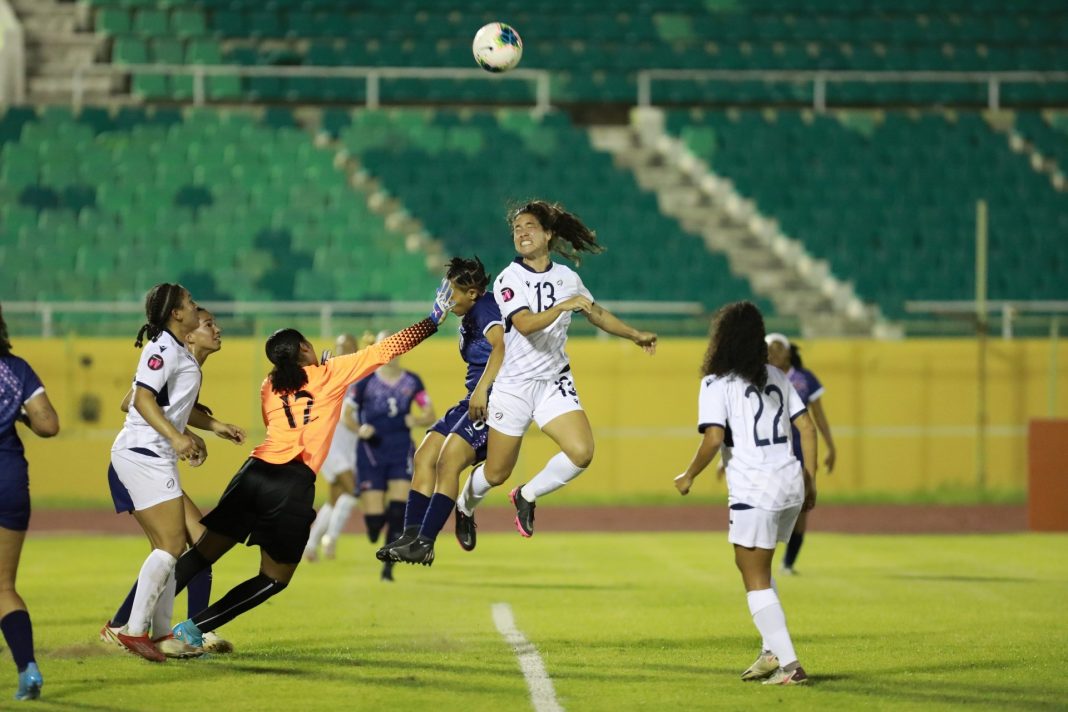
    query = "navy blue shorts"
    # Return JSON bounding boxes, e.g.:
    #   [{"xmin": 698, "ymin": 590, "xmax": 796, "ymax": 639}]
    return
[
  {"xmin": 429, "ymin": 399, "xmax": 488, "ymax": 464},
  {"xmin": 107, "ymin": 461, "xmax": 135, "ymax": 514},
  {"xmin": 356, "ymin": 440, "xmax": 413, "ymax": 492},
  {"xmin": 0, "ymin": 466, "xmax": 31, "ymax": 531}
]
